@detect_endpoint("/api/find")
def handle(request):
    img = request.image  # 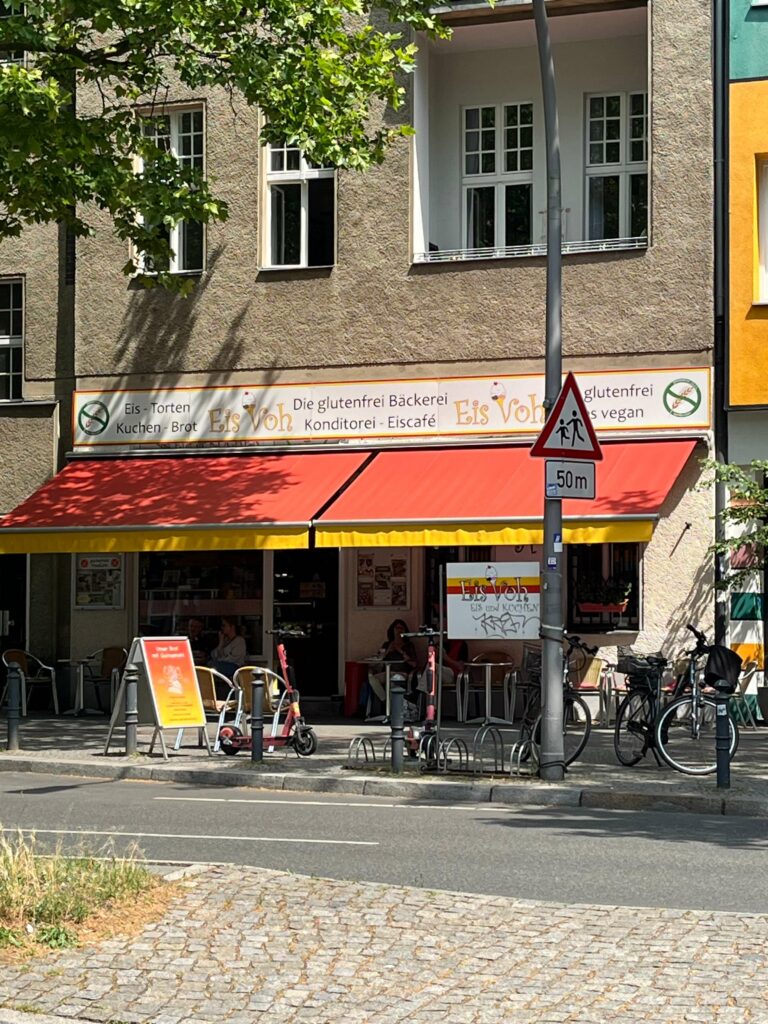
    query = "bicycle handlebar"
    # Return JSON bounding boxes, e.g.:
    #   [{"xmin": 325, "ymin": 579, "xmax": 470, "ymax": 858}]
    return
[{"xmin": 565, "ymin": 633, "xmax": 598, "ymax": 656}]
